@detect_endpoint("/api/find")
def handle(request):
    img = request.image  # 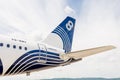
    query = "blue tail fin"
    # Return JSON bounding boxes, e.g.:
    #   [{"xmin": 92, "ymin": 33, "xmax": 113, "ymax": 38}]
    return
[{"xmin": 43, "ymin": 16, "xmax": 76, "ymax": 53}]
